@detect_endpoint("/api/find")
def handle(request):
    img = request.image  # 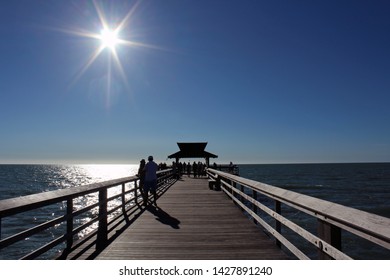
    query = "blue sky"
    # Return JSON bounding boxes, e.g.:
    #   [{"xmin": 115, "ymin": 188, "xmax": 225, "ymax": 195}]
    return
[{"xmin": 0, "ymin": 0, "xmax": 389, "ymax": 164}]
